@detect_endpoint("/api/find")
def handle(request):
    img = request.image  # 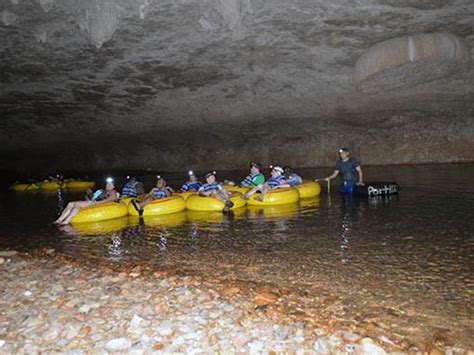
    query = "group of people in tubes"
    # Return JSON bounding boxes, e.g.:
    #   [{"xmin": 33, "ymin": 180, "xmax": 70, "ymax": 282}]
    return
[{"xmin": 53, "ymin": 148, "xmax": 364, "ymax": 226}]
